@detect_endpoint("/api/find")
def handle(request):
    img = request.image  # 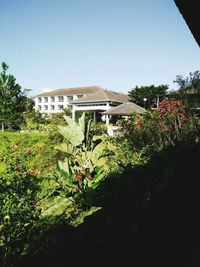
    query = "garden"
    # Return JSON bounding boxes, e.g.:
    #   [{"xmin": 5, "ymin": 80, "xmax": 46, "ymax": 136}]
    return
[{"xmin": 1, "ymin": 64, "xmax": 200, "ymax": 266}]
